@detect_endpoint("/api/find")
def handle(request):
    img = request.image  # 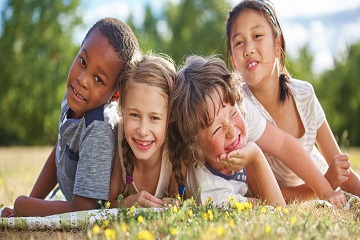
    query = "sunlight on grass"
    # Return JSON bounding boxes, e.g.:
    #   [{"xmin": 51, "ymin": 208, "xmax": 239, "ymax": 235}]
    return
[{"xmin": 1, "ymin": 147, "xmax": 360, "ymax": 239}]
